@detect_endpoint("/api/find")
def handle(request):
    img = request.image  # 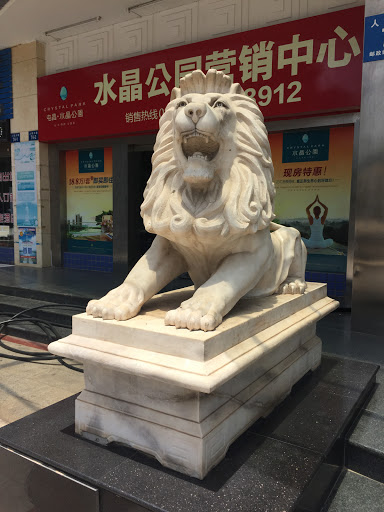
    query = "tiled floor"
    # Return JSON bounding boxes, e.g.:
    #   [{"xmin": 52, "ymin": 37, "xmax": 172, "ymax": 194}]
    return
[{"xmin": 0, "ymin": 336, "xmax": 84, "ymax": 426}]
